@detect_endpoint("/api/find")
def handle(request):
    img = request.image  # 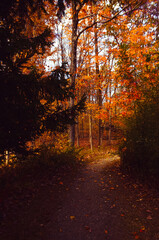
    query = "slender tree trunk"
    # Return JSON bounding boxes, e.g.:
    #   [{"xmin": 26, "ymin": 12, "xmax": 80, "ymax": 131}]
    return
[
  {"xmin": 81, "ymin": 118, "xmax": 84, "ymax": 138},
  {"xmin": 60, "ymin": 23, "xmax": 65, "ymax": 64},
  {"xmin": 156, "ymin": 0, "xmax": 159, "ymax": 41},
  {"xmin": 5, "ymin": 150, "xmax": 9, "ymax": 166},
  {"xmin": 114, "ymin": 81, "xmax": 117, "ymax": 117},
  {"xmin": 69, "ymin": 0, "xmax": 78, "ymax": 146},
  {"xmin": 108, "ymin": 113, "xmax": 111, "ymax": 144},
  {"xmin": 108, "ymin": 78, "xmax": 112, "ymax": 145},
  {"xmin": 88, "ymin": 70, "xmax": 93, "ymax": 151},
  {"xmin": 89, "ymin": 111, "xmax": 93, "ymax": 151},
  {"xmin": 76, "ymin": 81, "xmax": 80, "ymax": 146},
  {"xmin": 95, "ymin": 18, "xmax": 102, "ymax": 147},
  {"xmin": 76, "ymin": 117, "xmax": 79, "ymax": 147}
]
